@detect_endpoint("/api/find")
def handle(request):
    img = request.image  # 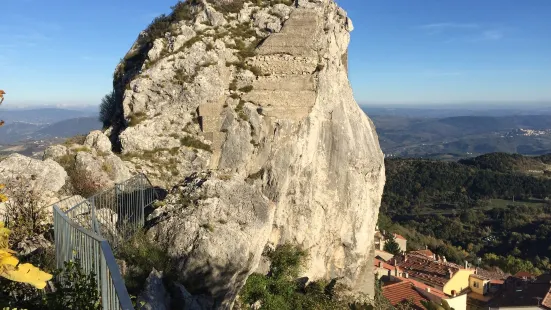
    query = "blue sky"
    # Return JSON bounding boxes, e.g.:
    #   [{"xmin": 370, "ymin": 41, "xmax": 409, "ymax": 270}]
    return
[{"xmin": 0, "ymin": 0, "xmax": 550, "ymax": 107}]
